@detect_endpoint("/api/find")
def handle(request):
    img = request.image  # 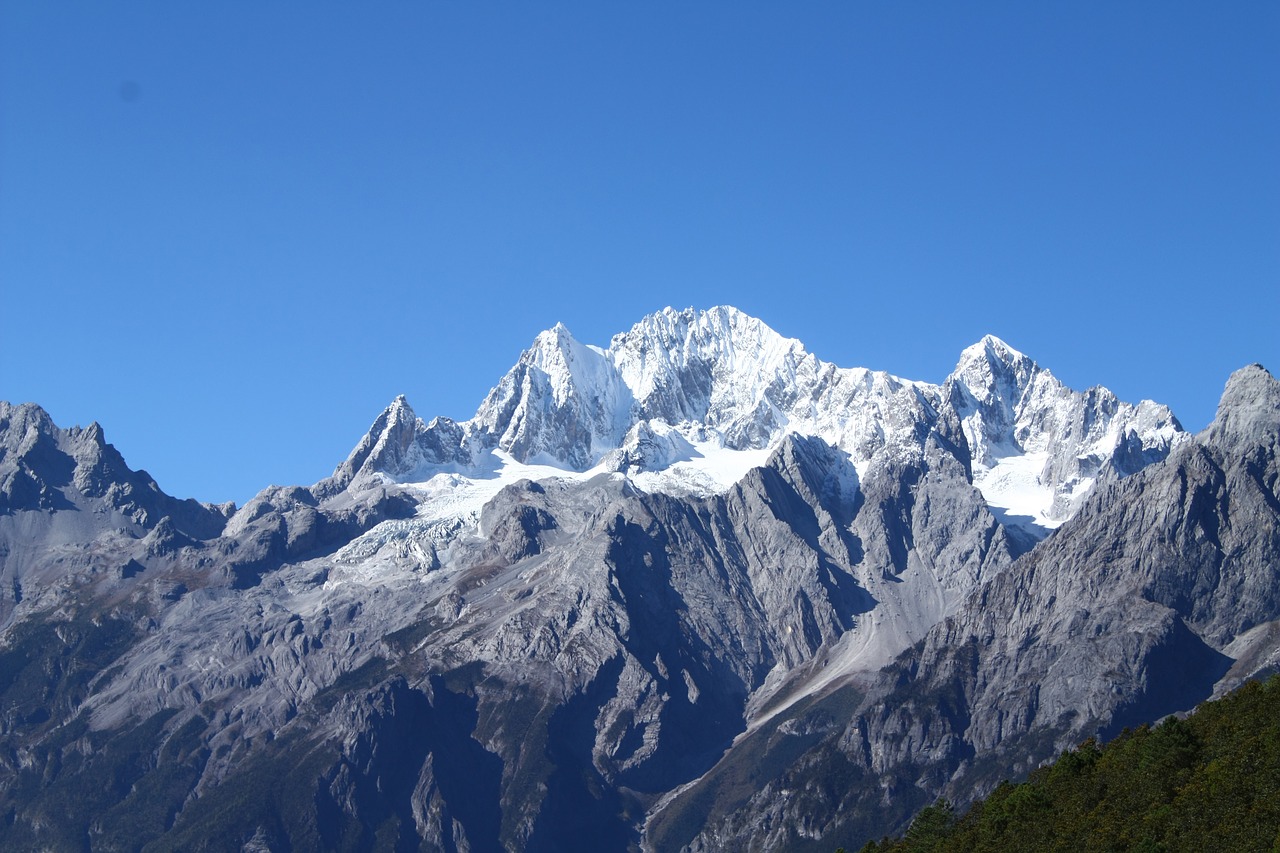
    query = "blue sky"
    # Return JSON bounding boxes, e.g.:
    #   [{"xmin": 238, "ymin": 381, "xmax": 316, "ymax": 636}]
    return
[{"xmin": 2, "ymin": 3, "xmax": 1276, "ymax": 505}]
